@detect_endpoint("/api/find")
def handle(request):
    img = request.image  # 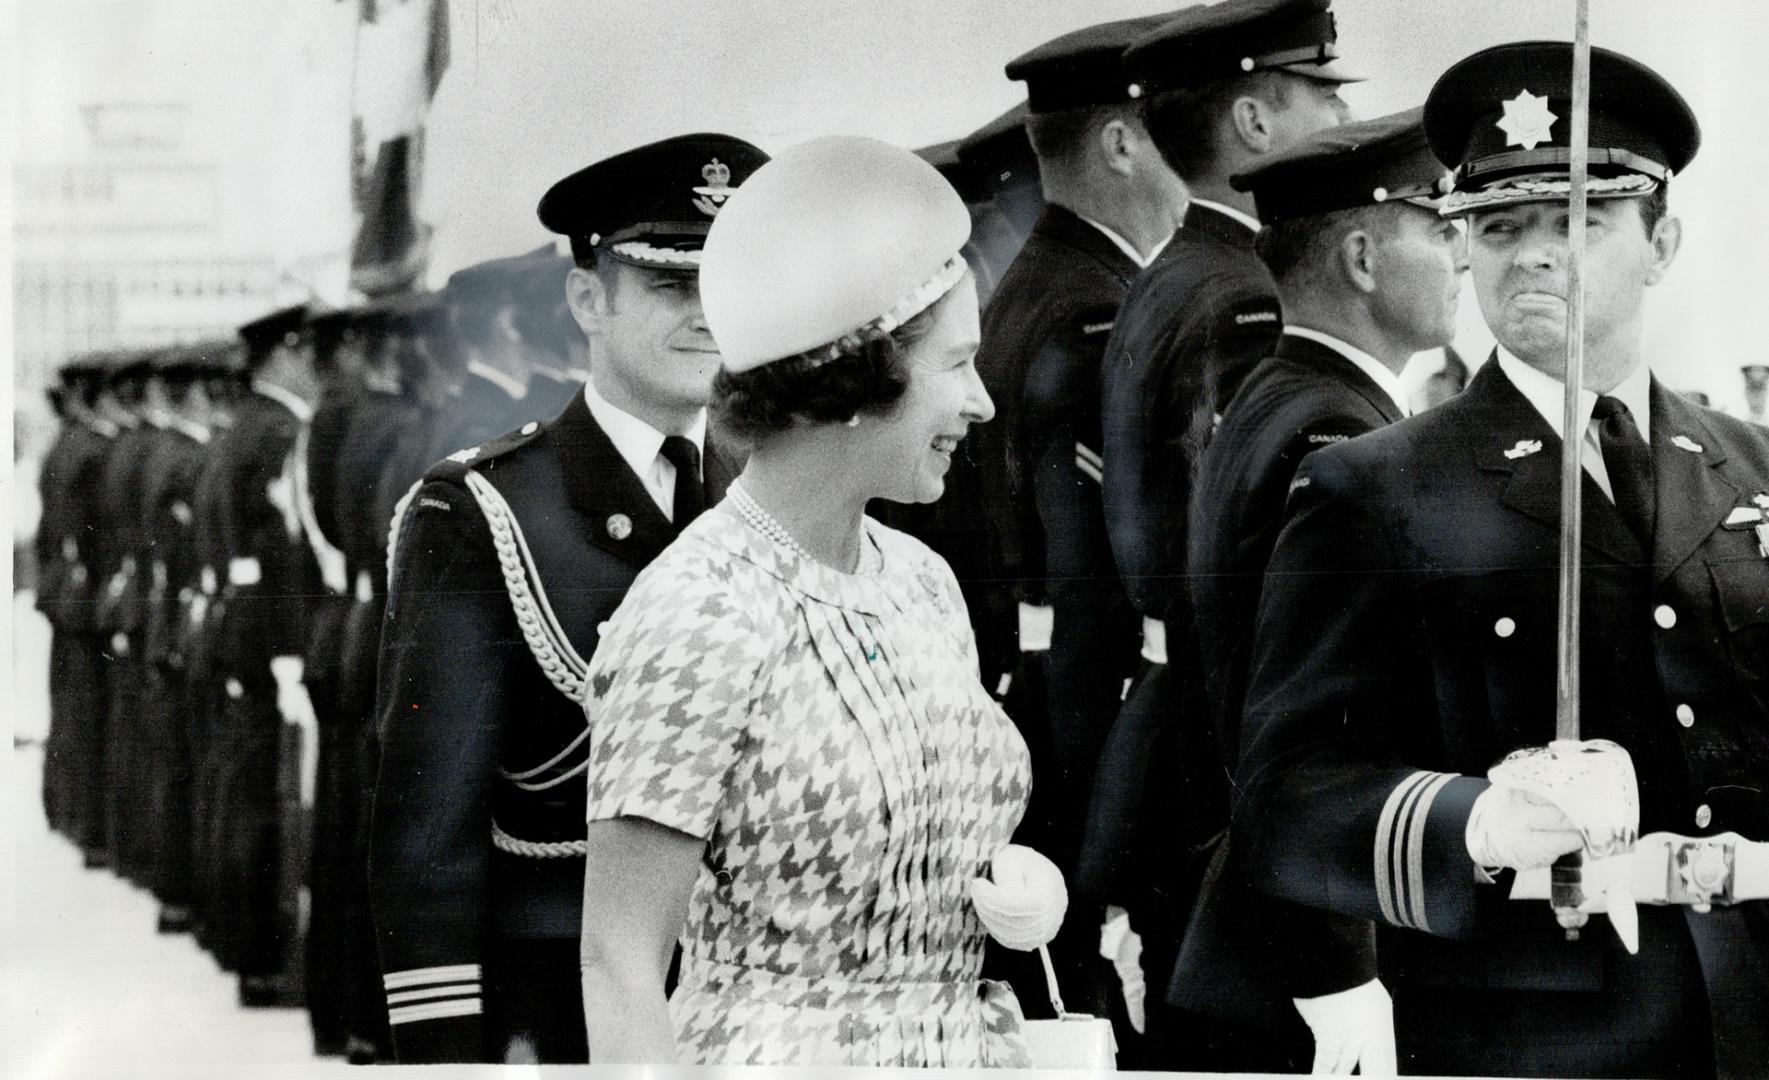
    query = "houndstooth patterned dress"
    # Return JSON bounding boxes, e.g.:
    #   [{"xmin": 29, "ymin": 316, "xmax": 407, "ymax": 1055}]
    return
[{"xmin": 585, "ymin": 500, "xmax": 1033, "ymax": 1067}]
